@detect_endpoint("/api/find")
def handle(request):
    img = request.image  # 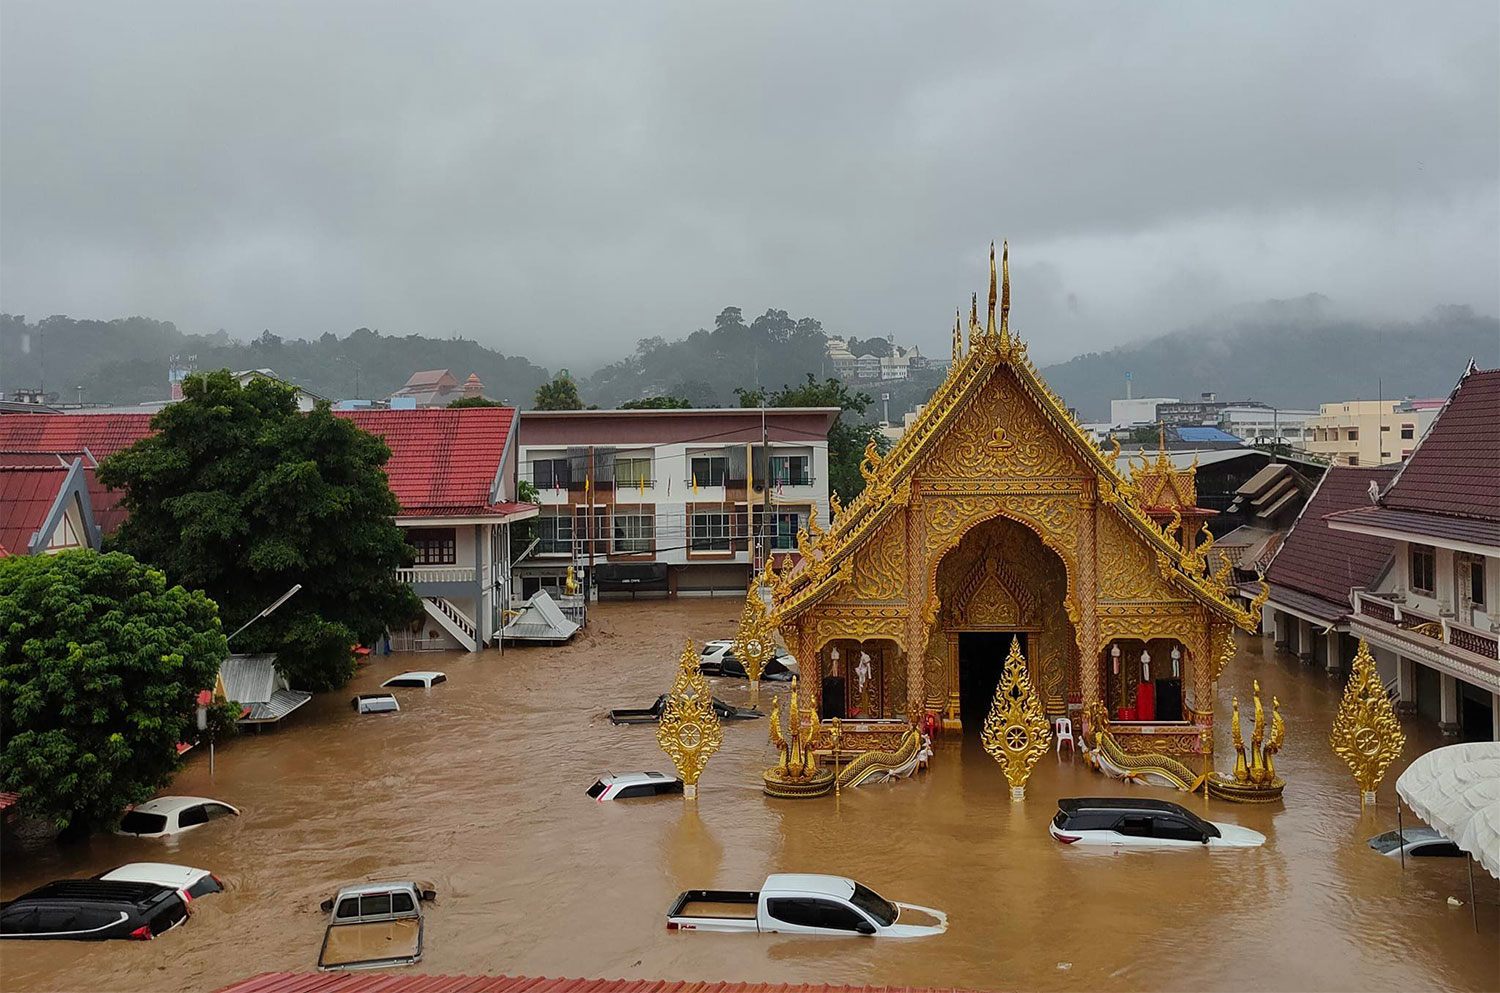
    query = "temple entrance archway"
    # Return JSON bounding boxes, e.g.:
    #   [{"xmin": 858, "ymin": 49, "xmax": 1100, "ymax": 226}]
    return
[{"xmin": 931, "ymin": 515, "xmax": 1077, "ymax": 731}]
